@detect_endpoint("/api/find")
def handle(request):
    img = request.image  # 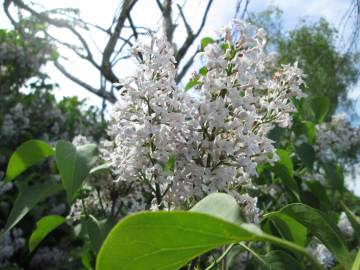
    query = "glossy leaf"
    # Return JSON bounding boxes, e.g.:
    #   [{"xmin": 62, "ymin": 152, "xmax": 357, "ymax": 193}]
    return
[
  {"xmin": 86, "ymin": 215, "xmax": 116, "ymax": 254},
  {"xmin": 2, "ymin": 181, "xmax": 61, "ymax": 235},
  {"xmin": 97, "ymin": 211, "xmax": 321, "ymax": 270},
  {"xmin": 263, "ymin": 212, "xmax": 307, "ymax": 247},
  {"xmin": 55, "ymin": 141, "xmax": 98, "ymax": 202},
  {"xmin": 190, "ymin": 193, "xmax": 243, "ymax": 224},
  {"xmin": 29, "ymin": 215, "xmax": 66, "ymax": 252},
  {"xmin": 5, "ymin": 140, "xmax": 54, "ymax": 181},
  {"xmin": 280, "ymin": 203, "xmax": 352, "ymax": 269}
]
